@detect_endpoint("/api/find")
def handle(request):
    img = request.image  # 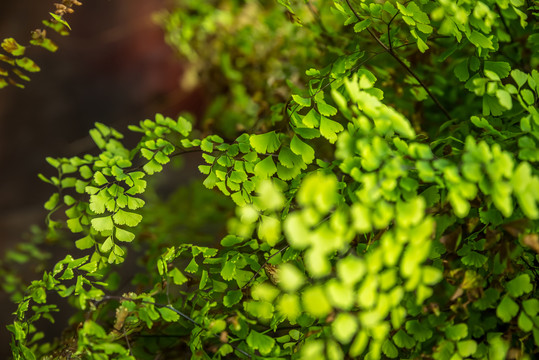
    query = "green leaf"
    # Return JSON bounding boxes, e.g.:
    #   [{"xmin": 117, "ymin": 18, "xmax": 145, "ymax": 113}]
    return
[
  {"xmin": 302, "ymin": 286, "xmax": 332, "ymax": 318},
  {"xmin": 141, "ymin": 148, "xmax": 154, "ymax": 160},
  {"xmin": 517, "ymin": 311, "xmax": 533, "ymax": 332},
  {"xmin": 511, "ymin": 69, "xmax": 528, "ymax": 88},
  {"xmin": 78, "ymin": 261, "xmax": 97, "ymax": 273},
  {"xmin": 75, "ymin": 236, "xmax": 94, "ymax": 250},
  {"xmin": 405, "ymin": 320, "xmax": 433, "ymax": 341},
  {"xmin": 484, "ymin": 61, "xmax": 511, "ymax": 79},
  {"xmin": 276, "ymin": 163, "xmax": 301, "ymax": 180},
  {"xmin": 522, "ymin": 299, "xmax": 539, "ymax": 317},
  {"xmin": 448, "ymin": 191, "xmax": 470, "ymax": 218},
  {"xmin": 224, "ymin": 290, "xmax": 243, "ymax": 307},
  {"xmin": 454, "ymin": 60, "xmax": 469, "ymax": 82},
  {"xmin": 396, "ymin": 197, "xmax": 425, "ymax": 228},
  {"xmin": 221, "ymin": 235, "xmax": 244, "ymax": 247},
  {"xmin": 143, "ymin": 159, "xmax": 163, "ymax": 175},
  {"xmin": 78, "ymin": 165, "xmax": 92, "ymax": 179},
  {"xmin": 49, "ymin": 13, "xmax": 71, "ymax": 30},
  {"xmin": 468, "ymin": 31, "xmax": 493, "ymax": 49},
  {"xmin": 382, "ymin": 339, "xmax": 399, "ymax": 358},
  {"xmin": 244, "ymin": 300, "xmax": 274, "ymax": 320},
  {"xmin": 221, "ymin": 260, "xmax": 236, "ymax": 281},
  {"xmin": 66, "ymin": 217, "xmax": 83, "ymax": 233},
  {"xmin": 158, "ymin": 306, "xmax": 180, "ymax": 322},
  {"xmin": 258, "ymin": 215, "xmax": 281, "ymax": 246},
  {"xmin": 445, "ymin": 323, "xmax": 468, "ymax": 341},
  {"xmin": 461, "ymin": 251, "xmax": 487, "ymax": 267},
  {"xmin": 292, "ymin": 94, "xmax": 311, "ymax": 108},
  {"xmin": 100, "ymin": 236, "xmax": 114, "ymax": 253},
  {"xmin": 279, "ymin": 263, "xmax": 305, "ymax": 292},
  {"xmin": 1, "ymin": 38, "xmax": 25, "ymax": 56},
  {"xmin": 203, "ymin": 171, "xmax": 218, "ymax": 189},
  {"xmin": 254, "ymin": 156, "xmax": 277, "ymax": 179},
  {"xmin": 246, "ymin": 330, "xmax": 275, "ymax": 356},
  {"xmin": 496, "ymin": 89, "xmax": 512, "ymax": 110},
  {"xmin": 15, "ymin": 57, "xmax": 40, "ymax": 72},
  {"xmin": 89, "ymin": 191, "xmax": 108, "ymax": 214},
  {"xmin": 473, "ymin": 288, "xmax": 500, "ymax": 310},
  {"xmin": 351, "ymin": 203, "xmax": 372, "ymax": 233},
  {"xmin": 317, "ymin": 101, "xmax": 338, "ymax": 116},
  {"xmin": 521, "ymin": 88, "xmax": 535, "ymax": 105},
  {"xmin": 44, "ymin": 193, "xmax": 59, "ymax": 210},
  {"xmin": 298, "ymin": 172, "xmax": 338, "ymax": 213},
  {"xmin": 115, "ymin": 227, "xmax": 135, "ymax": 242},
  {"xmin": 332, "ymin": 313, "xmax": 358, "ymax": 344},
  {"xmin": 250, "ymin": 131, "xmax": 281, "ymax": 154},
  {"xmin": 184, "ymin": 258, "xmax": 198, "ymax": 273},
  {"xmin": 154, "ymin": 151, "xmax": 170, "ymax": 165},
  {"xmin": 302, "ymin": 108, "xmax": 320, "ymax": 128},
  {"xmin": 496, "ymin": 296, "xmax": 519, "ymax": 322},
  {"xmin": 506, "ymin": 274, "xmax": 533, "ymax": 297},
  {"xmin": 176, "ymin": 116, "xmax": 192, "ymax": 136},
  {"xmin": 319, "ymin": 116, "xmax": 344, "ymax": 144},
  {"xmin": 294, "ymin": 126, "xmax": 321, "ymax": 139},
  {"xmin": 169, "ymin": 268, "xmax": 187, "ymax": 285},
  {"xmin": 393, "ymin": 329, "xmax": 415, "ymax": 349},
  {"xmin": 278, "ymin": 146, "xmax": 305, "ymax": 170},
  {"xmin": 127, "ymin": 196, "xmax": 145, "ymax": 210},
  {"xmin": 113, "ymin": 209, "xmax": 142, "ymax": 227},
  {"xmin": 290, "ymin": 135, "xmax": 315, "ymax": 164},
  {"xmin": 91, "ymin": 216, "xmax": 114, "ymax": 232},
  {"xmin": 457, "ymin": 340, "xmax": 477, "ymax": 357},
  {"xmin": 257, "ymin": 180, "xmax": 285, "ymax": 211},
  {"xmin": 354, "ymin": 19, "xmax": 372, "ymax": 33}
]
